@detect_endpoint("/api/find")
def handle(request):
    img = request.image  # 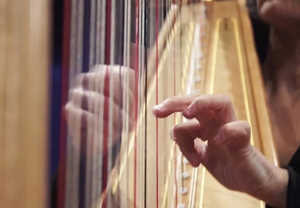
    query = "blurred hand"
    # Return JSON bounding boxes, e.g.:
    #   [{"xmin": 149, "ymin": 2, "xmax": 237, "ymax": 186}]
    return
[
  {"xmin": 65, "ymin": 65, "xmax": 135, "ymax": 153},
  {"xmin": 153, "ymin": 95, "xmax": 288, "ymax": 207}
]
